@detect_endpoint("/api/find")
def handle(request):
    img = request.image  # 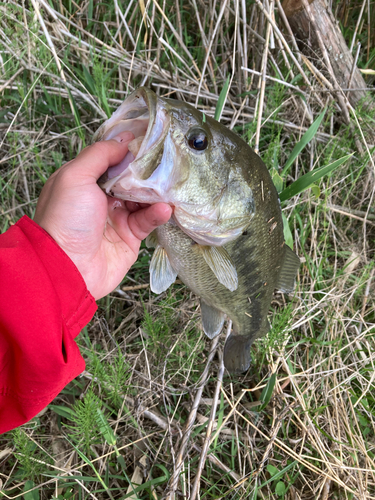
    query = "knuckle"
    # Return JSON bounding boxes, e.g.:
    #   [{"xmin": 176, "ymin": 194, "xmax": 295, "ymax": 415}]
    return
[
  {"xmin": 55, "ymin": 167, "xmax": 74, "ymax": 187},
  {"xmin": 86, "ymin": 141, "xmax": 109, "ymax": 157}
]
